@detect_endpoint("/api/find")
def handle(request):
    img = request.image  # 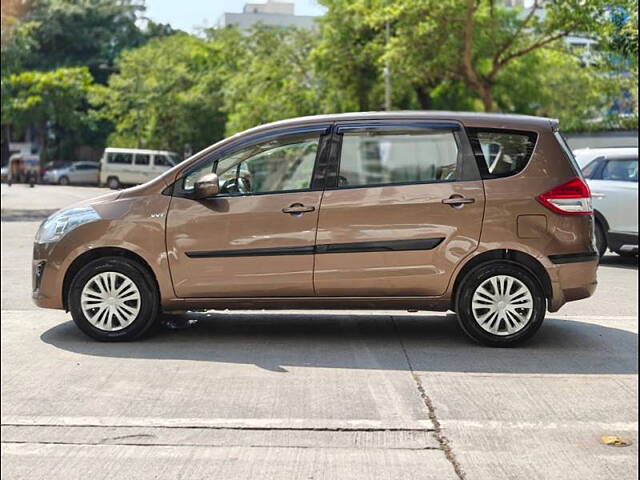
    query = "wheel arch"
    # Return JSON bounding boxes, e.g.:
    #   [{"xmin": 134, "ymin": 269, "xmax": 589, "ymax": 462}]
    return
[
  {"xmin": 450, "ymin": 249, "xmax": 553, "ymax": 310},
  {"xmin": 593, "ymin": 209, "xmax": 609, "ymax": 231},
  {"xmin": 62, "ymin": 247, "xmax": 159, "ymax": 311}
]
